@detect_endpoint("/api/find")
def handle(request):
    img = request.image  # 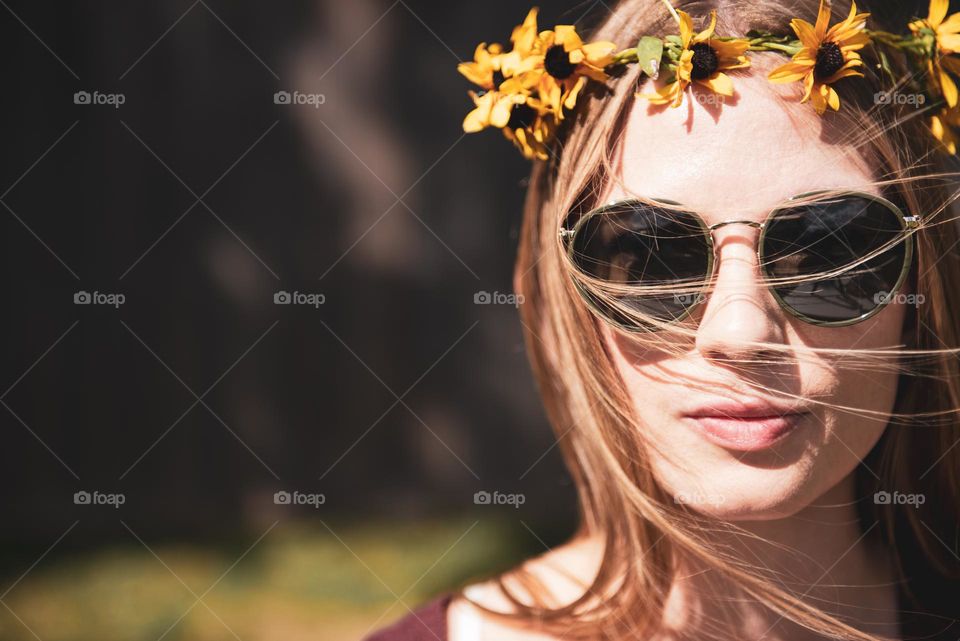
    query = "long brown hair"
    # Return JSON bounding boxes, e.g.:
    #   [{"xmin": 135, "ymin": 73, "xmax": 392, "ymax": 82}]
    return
[{"xmin": 466, "ymin": 1, "xmax": 960, "ymax": 639}]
